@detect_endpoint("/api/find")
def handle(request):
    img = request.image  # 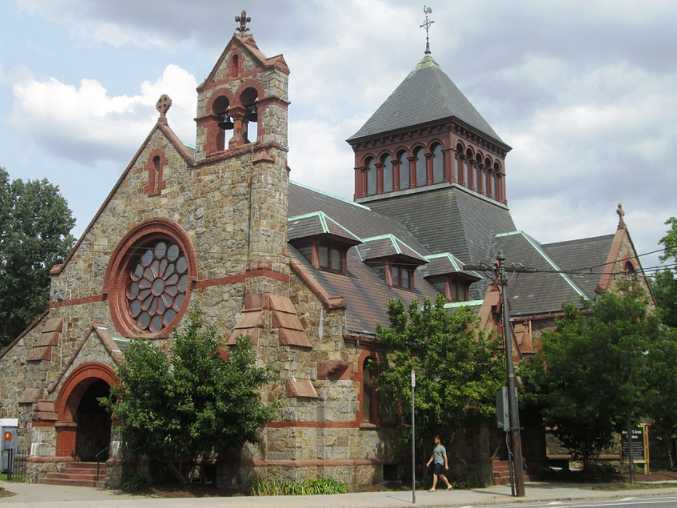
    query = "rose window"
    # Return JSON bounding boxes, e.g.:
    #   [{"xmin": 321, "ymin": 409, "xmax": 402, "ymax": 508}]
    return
[{"xmin": 125, "ymin": 240, "xmax": 189, "ymax": 333}]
